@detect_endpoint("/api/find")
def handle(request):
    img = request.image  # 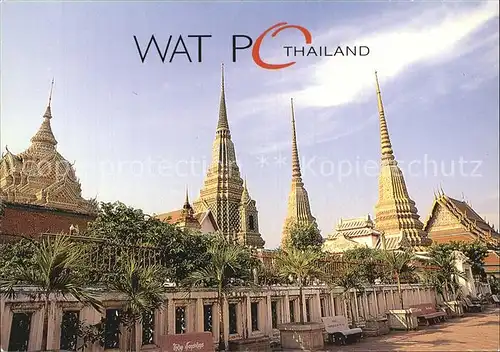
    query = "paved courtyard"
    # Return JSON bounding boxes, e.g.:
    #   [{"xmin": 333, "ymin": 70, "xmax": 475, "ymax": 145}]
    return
[{"xmin": 328, "ymin": 307, "xmax": 500, "ymax": 351}]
